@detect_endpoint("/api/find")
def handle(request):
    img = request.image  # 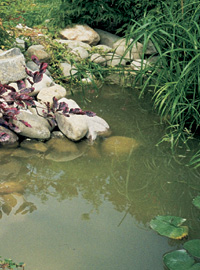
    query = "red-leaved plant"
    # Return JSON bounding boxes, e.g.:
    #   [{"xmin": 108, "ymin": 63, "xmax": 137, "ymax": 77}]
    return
[{"xmin": 0, "ymin": 55, "xmax": 95, "ymax": 143}]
